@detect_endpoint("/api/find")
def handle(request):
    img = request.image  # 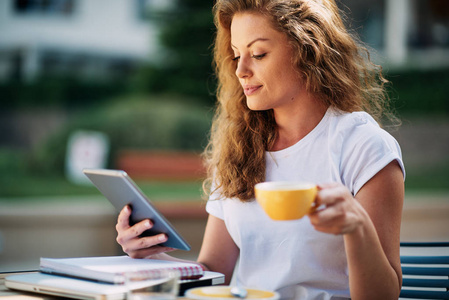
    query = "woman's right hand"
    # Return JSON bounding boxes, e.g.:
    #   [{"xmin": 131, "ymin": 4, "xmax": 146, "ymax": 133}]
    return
[{"xmin": 115, "ymin": 205, "xmax": 175, "ymax": 258}]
